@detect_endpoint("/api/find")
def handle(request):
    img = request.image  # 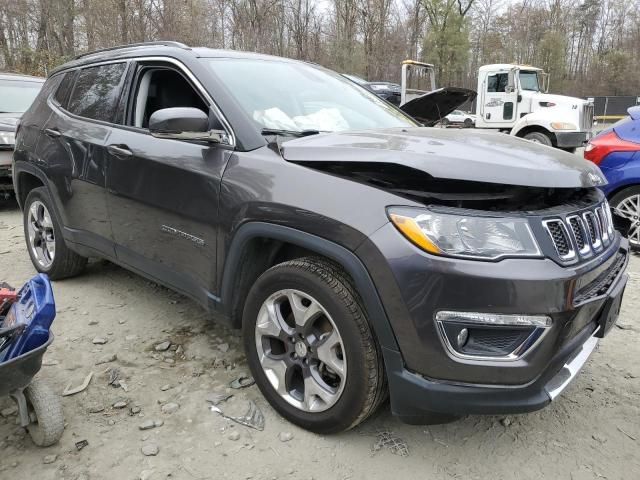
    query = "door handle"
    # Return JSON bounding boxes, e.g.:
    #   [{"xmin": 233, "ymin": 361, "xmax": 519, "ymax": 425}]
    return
[
  {"xmin": 107, "ymin": 144, "xmax": 133, "ymax": 158},
  {"xmin": 44, "ymin": 128, "xmax": 61, "ymax": 138}
]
